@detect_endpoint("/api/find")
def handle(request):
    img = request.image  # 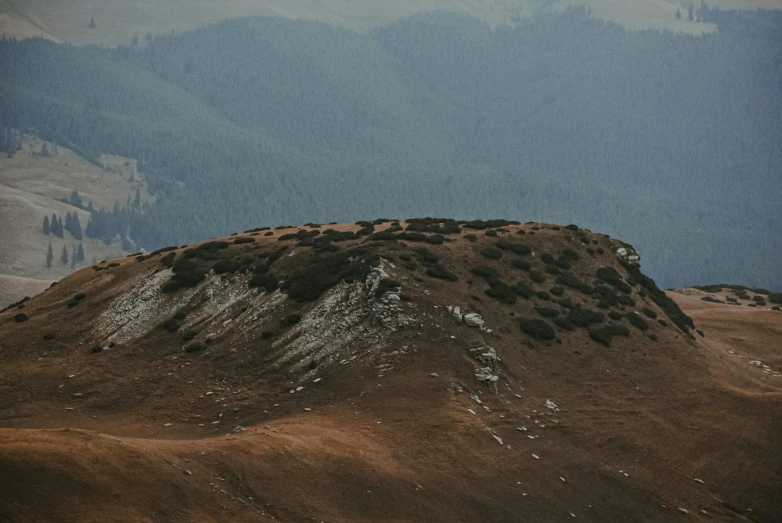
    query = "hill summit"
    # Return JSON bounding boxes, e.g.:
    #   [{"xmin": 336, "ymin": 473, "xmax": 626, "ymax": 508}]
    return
[{"xmin": 1, "ymin": 219, "xmax": 780, "ymax": 522}]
